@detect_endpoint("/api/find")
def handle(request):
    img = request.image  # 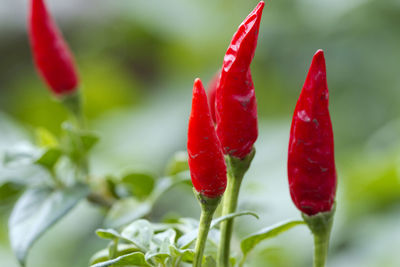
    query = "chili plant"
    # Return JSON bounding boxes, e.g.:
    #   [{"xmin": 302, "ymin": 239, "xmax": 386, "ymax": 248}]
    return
[{"xmin": 0, "ymin": 1, "xmax": 341, "ymax": 267}]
